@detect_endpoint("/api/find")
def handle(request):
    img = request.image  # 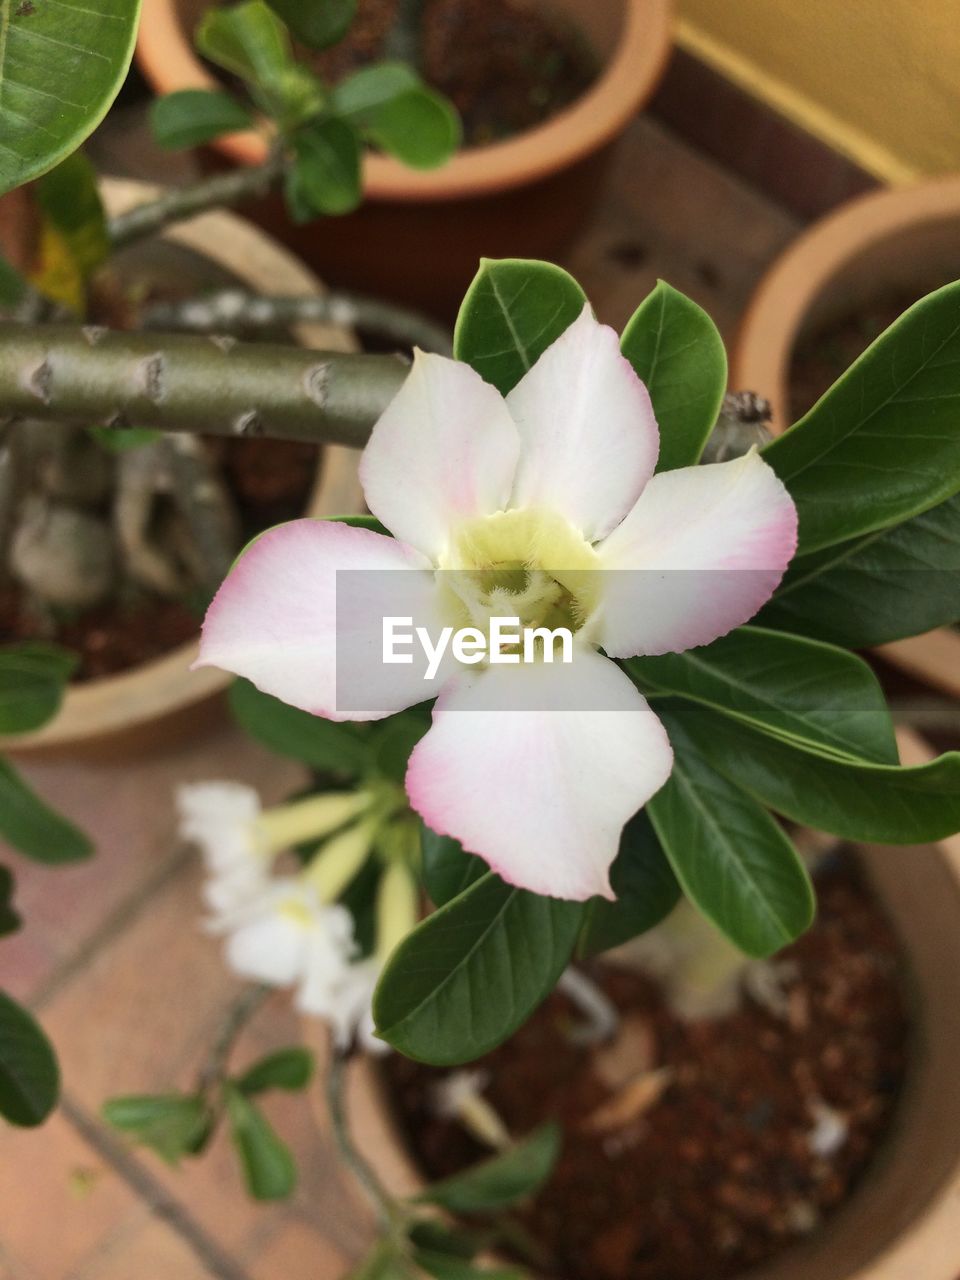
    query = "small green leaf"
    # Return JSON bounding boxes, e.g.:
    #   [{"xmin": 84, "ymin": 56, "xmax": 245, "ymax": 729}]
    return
[
  {"xmin": 332, "ymin": 62, "xmax": 420, "ymax": 116},
  {"xmin": 0, "ymin": 760, "xmax": 92, "ymax": 863},
  {"xmin": 352, "ymin": 84, "xmax": 460, "ymax": 170},
  {"xmin": 328, "ymin": 513, "xmax": 391, "ymax": 536},
  {"xmin": 196, "ymin": 0, "xmax": 291, "ymax": 87},
  {"xmin": 88, "ymin": 426, "xmax": 163, "ymax": 453},
  {"xmin": 0, "ymin": 993, "xmax": 59, "ymax": 1127},
  {"xmin": 620, "ymin": 281, "xmax": 727, "ymax": 471},
  {"xmin": 370, "ymin": 713, "xmax": 428, "ymax": 783},
  {"xmin": 417, "ymin": 1123, "xmax": 560, "ymax": 1213},
  {"xmin": 102, "ymin": 1093, "xmax": 212, "ymax": 1164},
  {"xmin": 229, "ymin": 678, "xmax": 369, "ymax": 774},
  {"xmin": 454, "ymin": 259, "xmax": 587, "ymax": 395},
  {"xmin": 35, "ymin": 151, "xmax": 109, "ymax": 279},
  {"xmin": 225, "ymin": 1085, "xmax": 297, "ymax": 1200},
  {"xmin": 579, "ymin": 811, "xmax": 680, "ymax": 957},
  {"xmin": 237, "ymin": 1047, "xmax": 314, "ymax": 1094},
  {"xmin": 285, "ymin": 117, "xmax": 362, "ymax": 219},
  {"xmin": 0, "ymin": 253, "xmax": 27, "ymax": 307},
  {"xmin": 266, "ymin": 0, "xmax": 356, "ymax": 49},
  {"xmin": 150, "ymin": 89, "xmax": 254, "ymax": 150},
  {"xmin": 0, "ymin": 867, "xmax": 21, "ymax": 937},
  {"xmin": 407, "ymin": 1222, "xmax": 479, "ymax": 1261},
  {"xmin": 374, "ymin": 874, "xmax": 583, "ymax": 1065},
  {"xmin": 0, "ymin": 642, "xmax": 77, "ymax": 734},
  {"xmin": 648, "ymin": 709, "xmax": 815, "ymax": 958},
  {"xmin": 421, "ymin": 826, "xmax": 486, "ymax": 908},
  {"xmin": 414, "ymin": 1253, "xmax": 526, "ymax": 1280},
  {"xmin": 763, "ymin": 280, "xmax": 960, "ymax": 553}
]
